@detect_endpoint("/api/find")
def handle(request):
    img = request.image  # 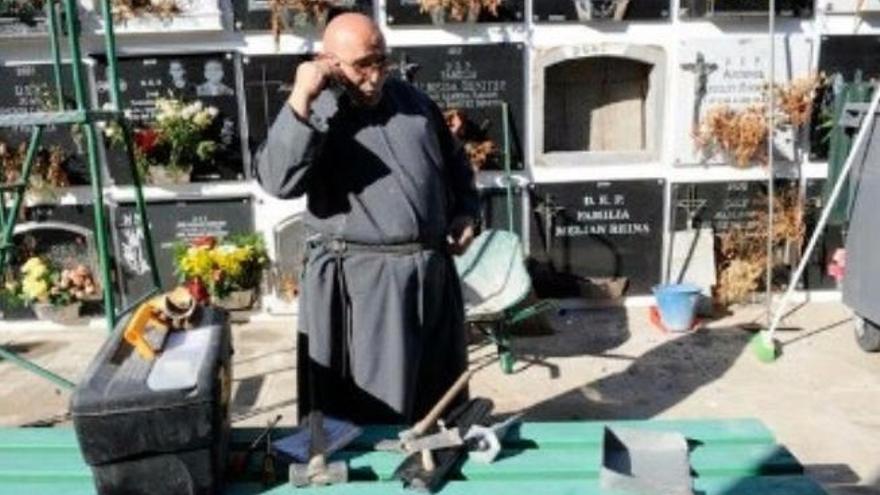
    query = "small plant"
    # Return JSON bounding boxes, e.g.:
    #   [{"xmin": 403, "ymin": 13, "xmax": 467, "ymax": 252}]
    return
[
  {"xmin": 715, "ymin": 188, "xmax": 805, "ymax": 305},
  {"xmin": 694, "ymin": 104, "xmax": 769, "ymax": 168},
  {"xmin": 16, "ymin": 257, "xmax": 97, "ymax": 307},
  {"xmin": 173, "ymin": 234, "xmax": 269, "ymax": 302},
  {"xmin": 110, "ymin": 0, "xmax": 182, "ymax": 21},
  {"xmin": 0, "ymin": 140, "xmax": 70, "ymax": 199},
  {"xmin": 268, "ymin": 0, "xmax": 335, "ymax": 42},
  {"xmin": 103, "ymin": 97, "xmax": 219, "ymax": 183},
  {"xmin": 418, "ymin": 0, "xmax": 503, "ymax": 21},
  {"xmin": 444, "ymin": 108, "xmax": 499, "ymax": 172}
]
